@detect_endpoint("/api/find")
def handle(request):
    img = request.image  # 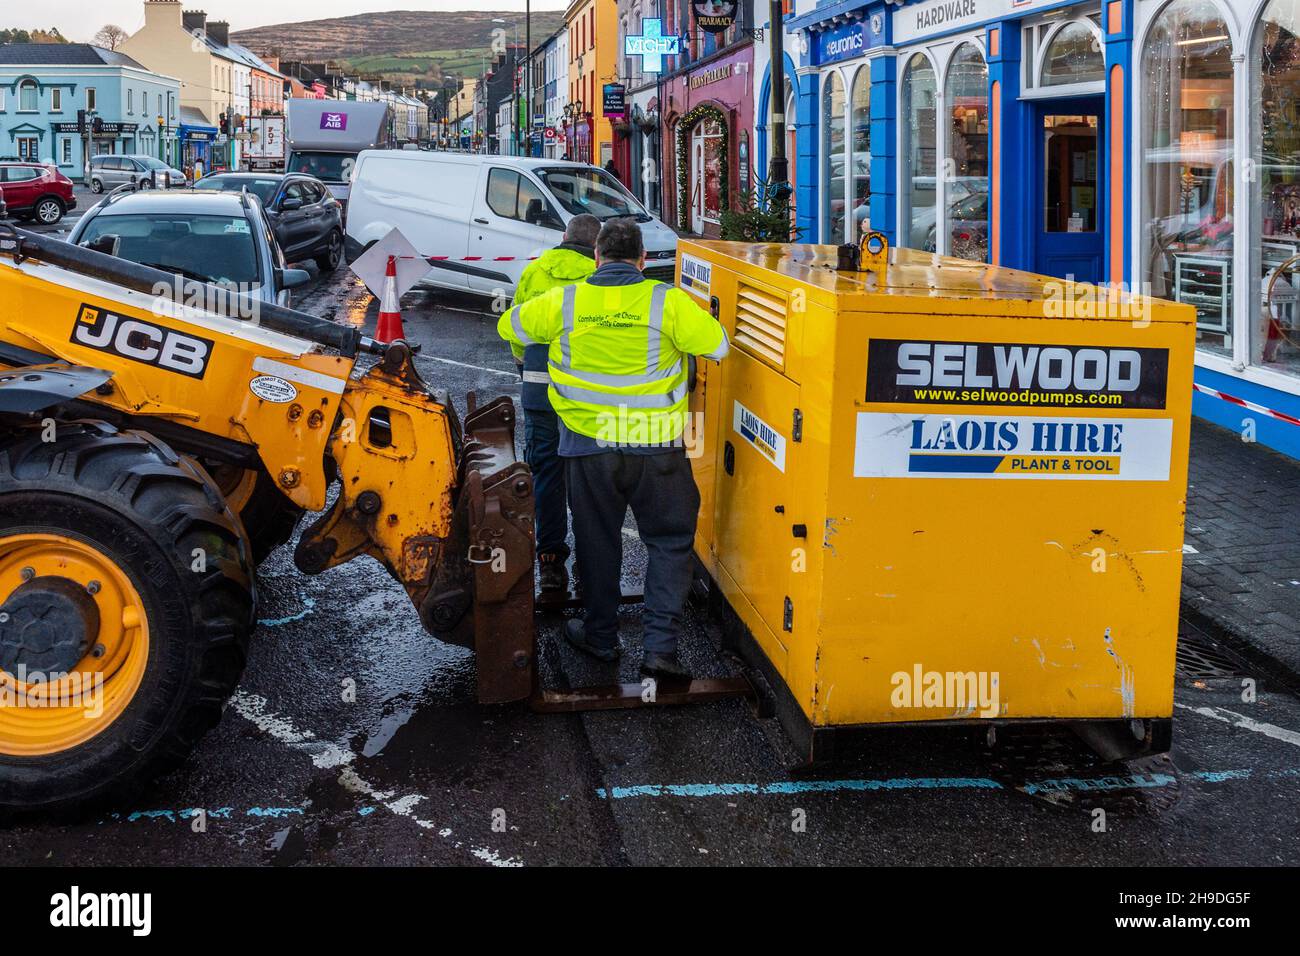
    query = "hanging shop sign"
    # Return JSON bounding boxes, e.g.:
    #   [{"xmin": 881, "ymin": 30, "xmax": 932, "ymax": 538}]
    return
[
  {"xmin": 625, "ymin": 18, "xmax": 680, "ymax": 74},
  {"xmin": 603, "ymin": 83, "xmax": 627, "ymax": 119},
  {"xmin": 692, "ymin": 0, "xmax": 738, "ymax": 35}
]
